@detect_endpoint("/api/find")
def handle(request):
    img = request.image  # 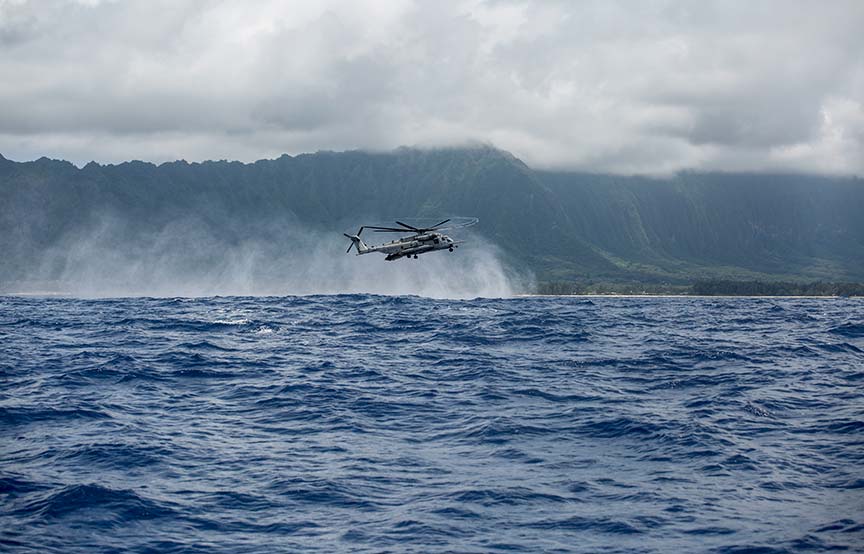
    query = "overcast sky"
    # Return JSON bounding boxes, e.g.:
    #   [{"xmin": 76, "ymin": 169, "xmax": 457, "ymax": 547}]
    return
[{"xmin": 1, "ymin": 0, "xmax": 862, "ymax": 174}]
